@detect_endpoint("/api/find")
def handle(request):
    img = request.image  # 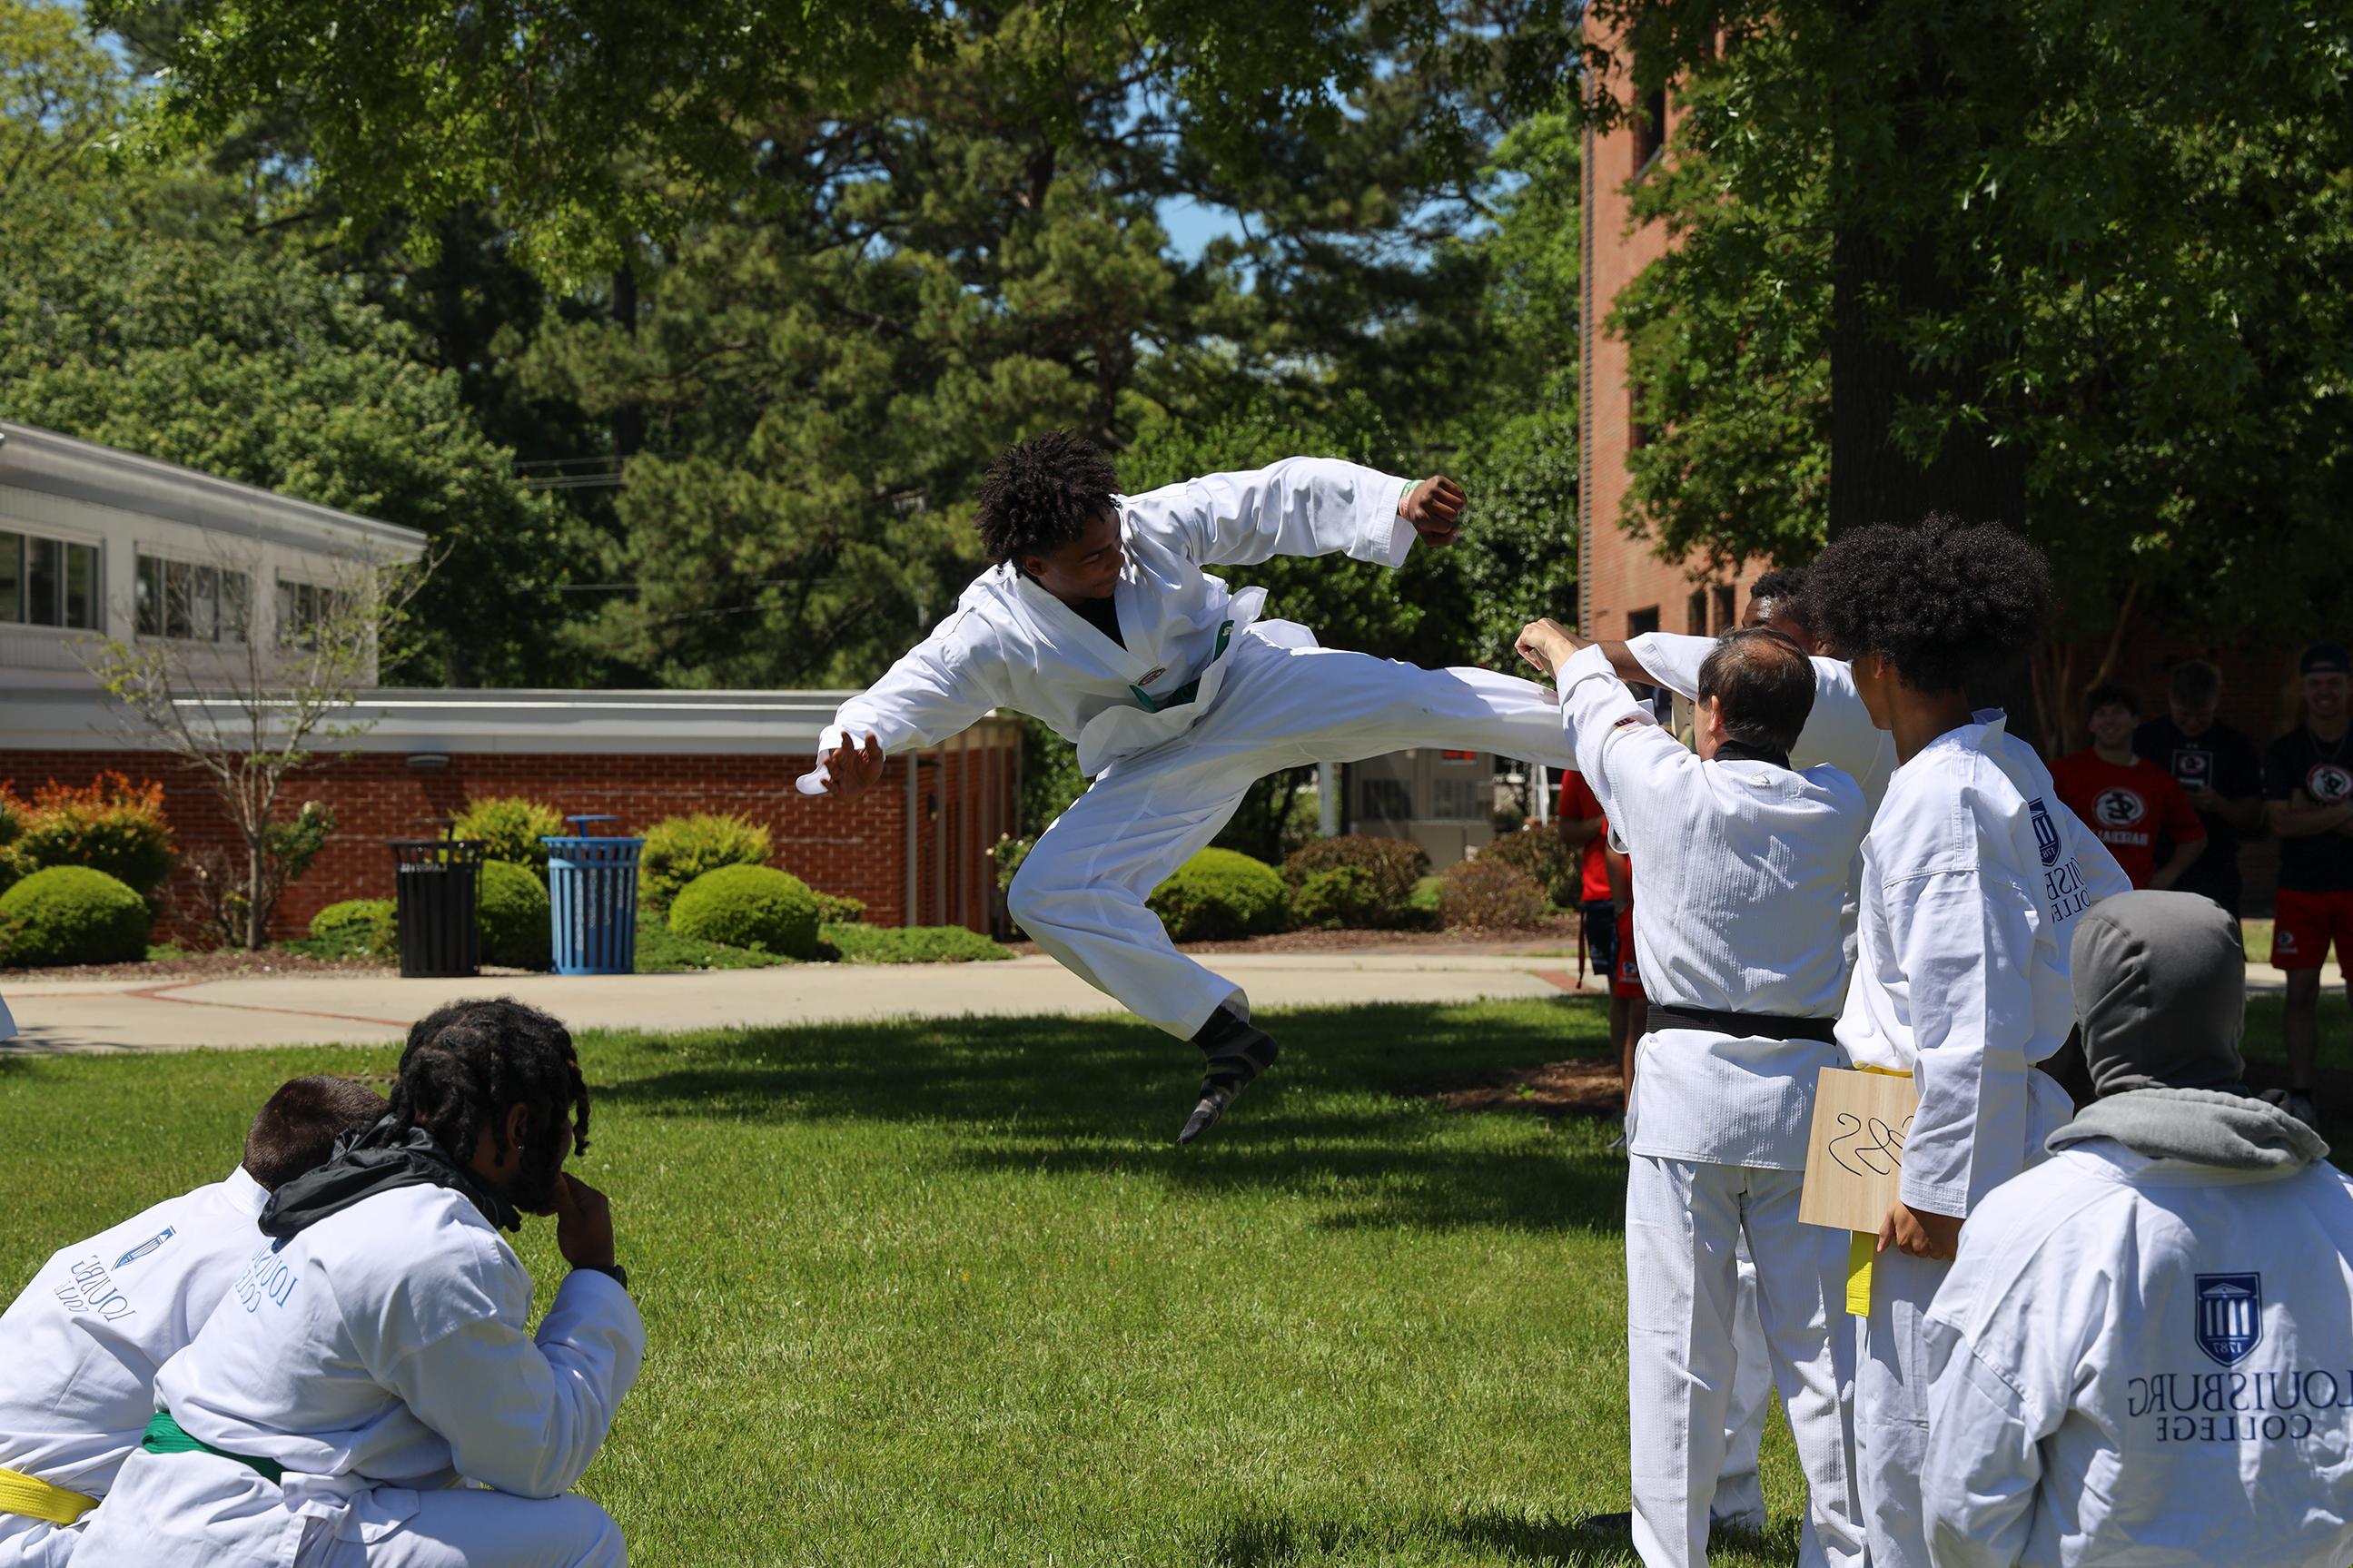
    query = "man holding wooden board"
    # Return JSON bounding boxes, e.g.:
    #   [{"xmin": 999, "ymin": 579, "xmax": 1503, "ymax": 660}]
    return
[{"xmin": 1517, "ymin": 617, "xmax": 1869, "ymax": 1568}]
